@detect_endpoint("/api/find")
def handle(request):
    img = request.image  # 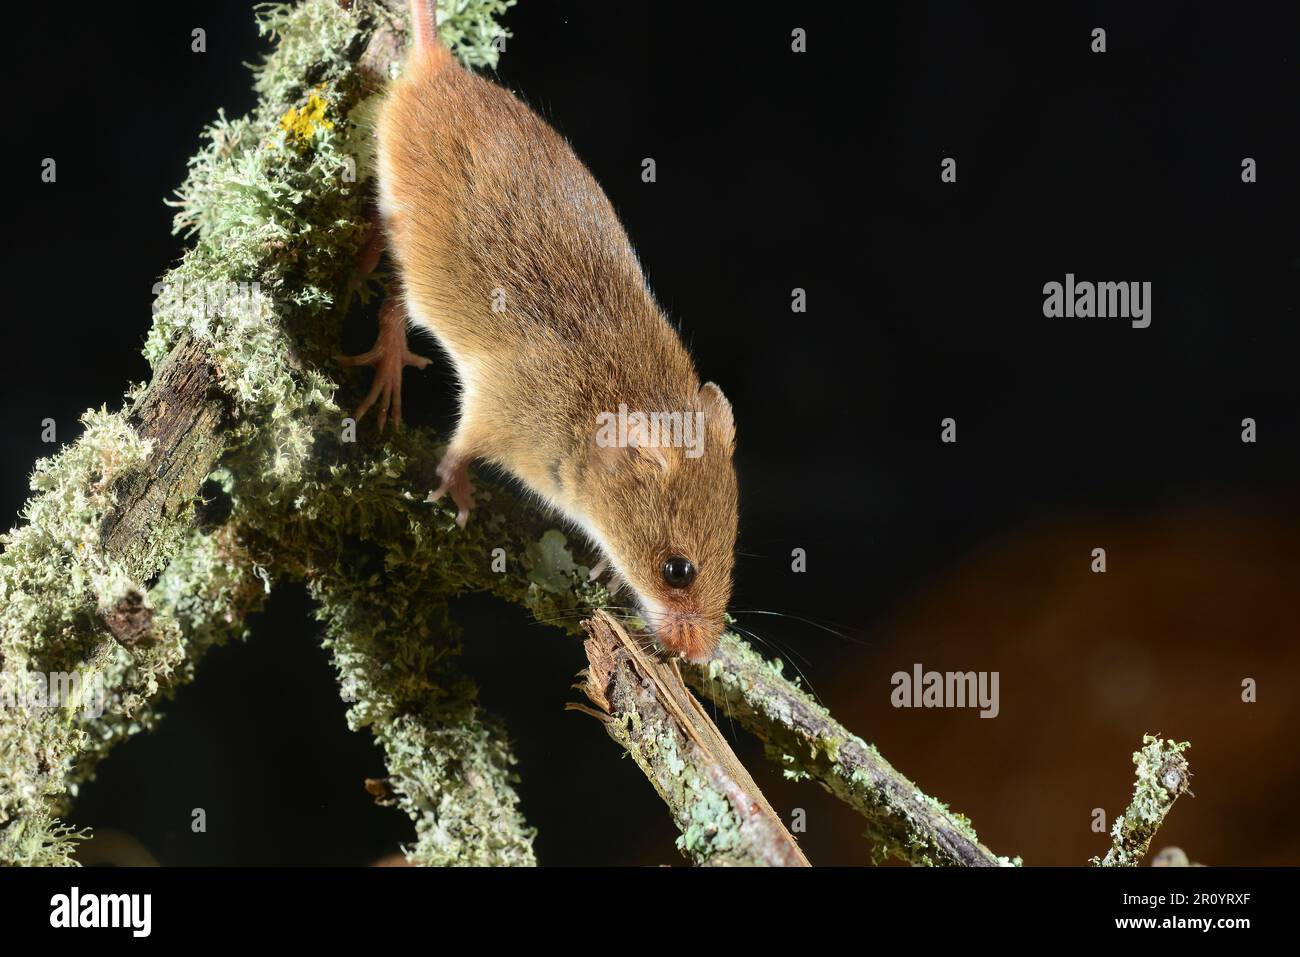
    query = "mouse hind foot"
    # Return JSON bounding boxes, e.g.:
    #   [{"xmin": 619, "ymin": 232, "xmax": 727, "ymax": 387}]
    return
[
  {"xmin": 337, "ymin": 297, "xmax": 432, "ymax": 432},
  {"xmin": 427, "ymin": 444, "xmax": 476, "ymax": 528}
]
